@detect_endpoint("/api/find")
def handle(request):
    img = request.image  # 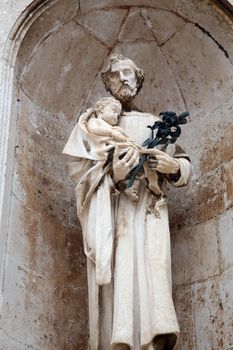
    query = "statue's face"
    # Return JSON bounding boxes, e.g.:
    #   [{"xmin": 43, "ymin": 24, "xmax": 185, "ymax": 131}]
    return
[{"xmin": 107, "ymin": 60, "xmax": 138, "ymax": 102}]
